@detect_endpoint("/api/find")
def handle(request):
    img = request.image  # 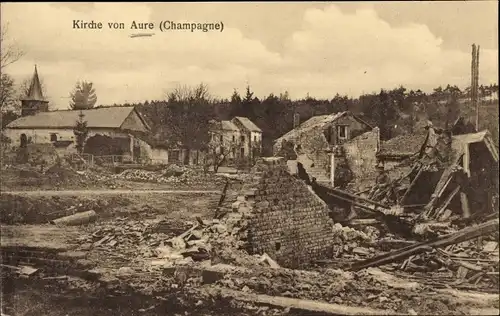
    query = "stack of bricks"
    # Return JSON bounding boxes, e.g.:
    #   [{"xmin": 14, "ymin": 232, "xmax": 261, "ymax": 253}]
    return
[{"xmin": 221, "ymin": 157, "xmax": 335, "ymax": 269}]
